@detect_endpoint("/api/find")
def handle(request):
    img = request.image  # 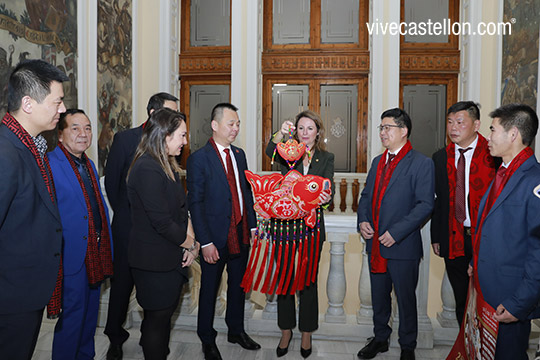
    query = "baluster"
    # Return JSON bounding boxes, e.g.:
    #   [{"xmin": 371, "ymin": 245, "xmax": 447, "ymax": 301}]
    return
[
  {"xmin": 339, "ymin": 178, "xmax": 347, "ymax": 212},
  {"xmin": 325, "ymin": 232, "xmax": 348, "ymax": 323},
  {"xmin": 357, "ymin": 237, "xmax": 373, "ymax": 324},
  {"xmin": 345, "ymin": 178, "xmax": 353, "ymax": 213},
  {"xmin": 262, "ymin": 293, "xmax": 278, "ymax": 320},
  {"xmin": 352, "ymin": 179, "xmax": 360, "ymax": 213},
  {"xmin": 437, "ymin": 270, "xmax": 458, "ymax": 327}
]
